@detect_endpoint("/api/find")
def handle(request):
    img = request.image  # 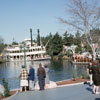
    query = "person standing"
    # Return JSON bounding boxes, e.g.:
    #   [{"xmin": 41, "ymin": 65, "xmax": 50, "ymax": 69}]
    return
[
  {"xmin": 28, "ymin": 65, "xmax": 35, "ymax": 90},
  {"xmin": 92, "ymin": 60, "xmax": 100, "ymax": 94},
  {"xmin": 88, "ymin": 62, "xmax": 93, "ymax": 86},
  {"xmin": 37, "ymin": 63, "xmax": 46, "ymax": 90},
  {"xmin": 20, "ymin": 65, "xmax": 28, "ymax": 92},
  {"xmin": 44, "ymin": 65, "xmax": 50, "ymax": 88}
]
